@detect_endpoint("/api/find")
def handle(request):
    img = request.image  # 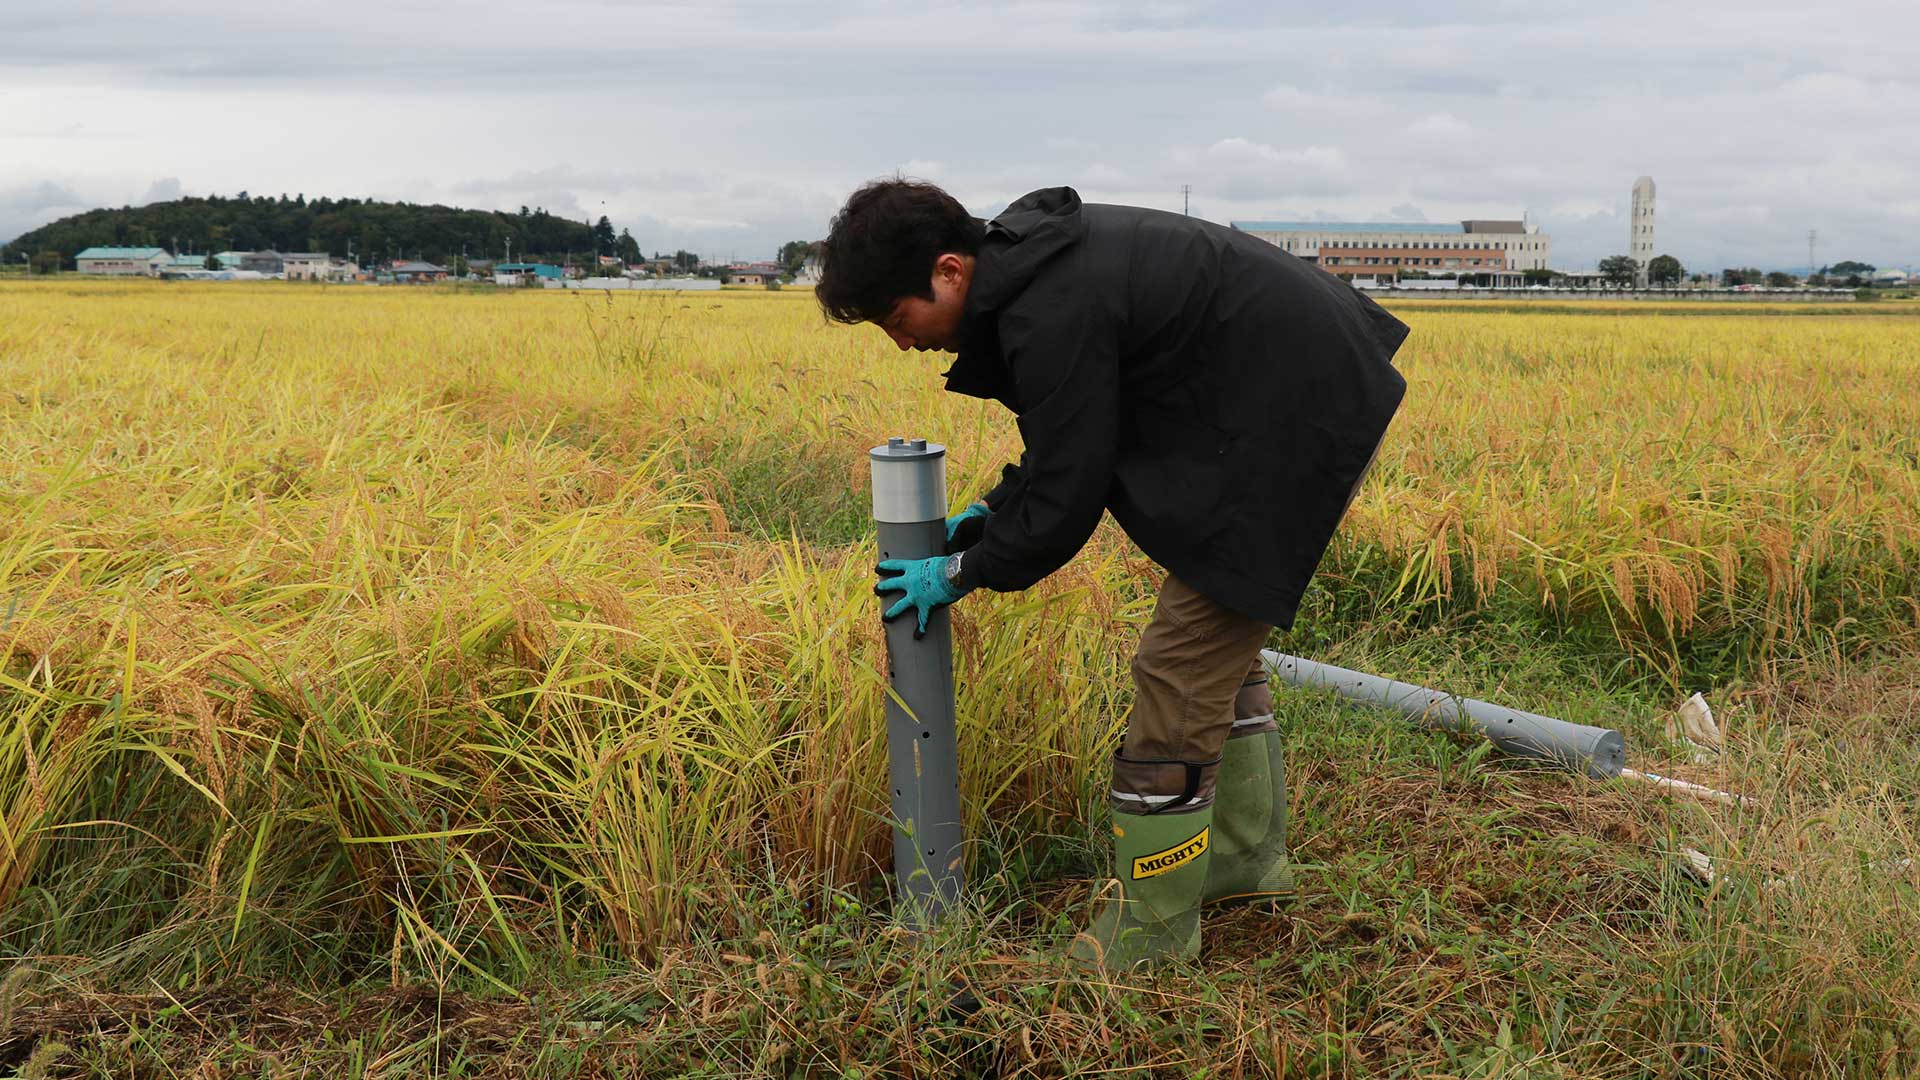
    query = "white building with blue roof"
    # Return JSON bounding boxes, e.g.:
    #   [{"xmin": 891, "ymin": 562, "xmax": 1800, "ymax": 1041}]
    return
[{"xmin": 75, "ymin": 247, "xmax": 171, "ymax": 275}]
